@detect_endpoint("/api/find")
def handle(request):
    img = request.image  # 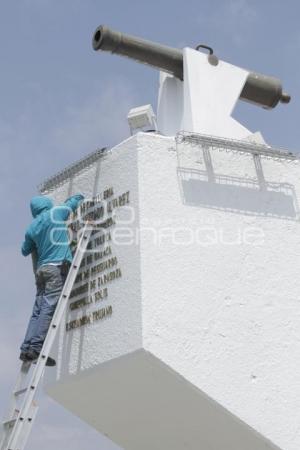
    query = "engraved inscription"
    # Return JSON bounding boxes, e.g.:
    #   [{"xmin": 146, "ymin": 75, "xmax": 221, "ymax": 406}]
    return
[
  {"xmin": 66, "ymin": 187, "xmax": 130, "ymax": 332},
  {"xmin": 66, "ymin": 305, "xmax": 113, "ymax": 332}
]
